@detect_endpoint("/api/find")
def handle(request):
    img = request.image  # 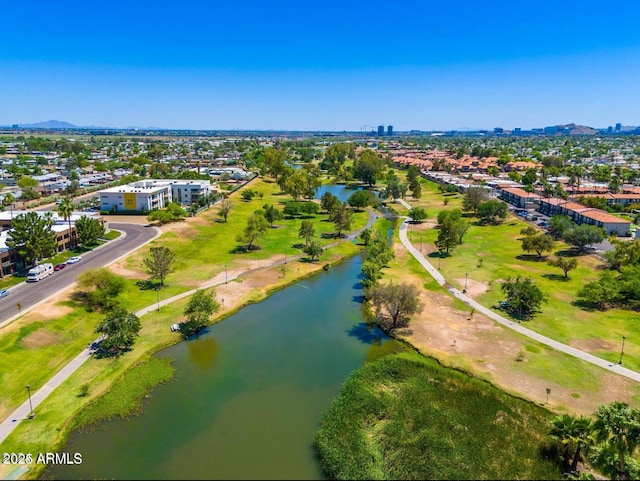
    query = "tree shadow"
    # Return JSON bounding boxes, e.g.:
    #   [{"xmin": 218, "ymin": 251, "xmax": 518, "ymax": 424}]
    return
[
  {"xmin": 135, "ymin": 280, "xmax": 163, "ymax": 291},
  {"xmin": 515, "ymin": 254, "xmax": 547, "ymax": 262},
  {"xmin": 346, "ymin": 322, "xmax": 387, "ymax": 345},
  {"xmin": 230, "ymin": 245, "xmax": 261, "ymax": 254},
  {"xmin": 542, "ymin": 273, "xmax": 569, "ymax": 282},
  {"xmin": 571, "ymin": 299, "xmax": 600, "ymax": 312},
  {"xmin": 554, "ymin": 248, "xmax": 582, "ymax": 257}
]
